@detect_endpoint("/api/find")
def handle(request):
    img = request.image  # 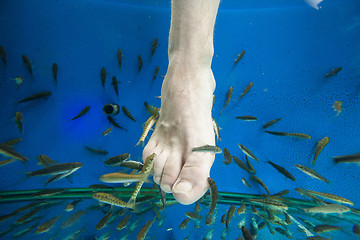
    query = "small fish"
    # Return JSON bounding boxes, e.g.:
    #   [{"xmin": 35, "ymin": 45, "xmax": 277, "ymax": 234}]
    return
[
  {"xmin": 195, "ymin": 201, "xmax": 200, "ymax": 212},
  {"xmin": 5, "ymin": 138, "xmax": 22, "ymax": 146},
  {"xmin": 236, "ymin": 115, "xmax": 257, "ymax": 121},
  {"xmin": 120, "ymin": 160, "xmax": 144, "ymax": 171},
  {"xmin": 185, "ymin": 211, "xmax": 202, "ymax": 220},
  {"xmin": 353, "ymin": 224, "xmax": 360, "ymax": 235},
  {"xmin": 324, "ymin": 67, "xmax": 342, "ymax": 78},
  {"xmin": 14, "ymin": 112, "xmax": 23, "ymax": 134},
  {"xmin": 28, "ymin": 162, "xmax": 83, "ymax": 177},
  {"xmin": 267, "ymin": 161, "xmax": 295, "ymax": 181},
  {"xmin": 88, "ymin": 184, "xmax": 114, "ymax": 190},
  {"xmin": 104, "ymin": 153, "xmax": 130, "ymax": 166},
  {"xmin": 212, "ymin": 117, "xmax": 221, "ymax": 142},
  {"xmin": 258, "ymin": 221, "xmax": 267, "ymax": 230},
  {"xmin": 220, "ymin": 86, "xmax": 233, "ymax": 114},
  {"xmin": 13, "ymin": 76, "xmax": 24, "ymax": 87},
  {"xmin": 22, "ymin": 55, "xmax": 33, "ymax": 75},
  {"xmin": 264, "ymin": 130, "xmax": 288, "ymax": 136},
  {"xmin": 122, "ymin": 106, "xmax": 136, "ymax": 122},
  {"xmin": 0, "ymin": 142, "xmax": 28, "ymax": 162},
  {"xmin": 0, "ymin": 46, "xmax": 6, "ymax": 65},
  {"xmin": 102, "ymin": 126, "xmax": 113, "ymax": 136},
  {"xmin": 96, "ymin": 211, "xmax": 113, "ymax": 230},
  {"xmin": 333, "ymin": 152, "xmax": 360, "ymax": 164},
  {"xmin": 274, "ymin": 227, "xmax": 290, "ymax": 238},
  {"xmin": 237, "ymin": 201, "xmax": 246, "ymax": 215},
  {"xmin": 101, "ymin": 67, "xmax": 106, "ymax": 88},
  {"xmin": 138, "ymin": 55, "xmax": 143, "ymax": 72},
  {"xmin": 314, "ymin": 224, "xmax": 341, "ymax": 233},
  {"xmin": 0, "ymin": 158, "xmax": 15, "ymax": 167},
  {"xmin": 64, "ymin": 199, "xmax": 82, "ymax": 212},
  {"xmin": 245, "ymin": 155, "xmax": 256, "ymax": 174},
  {"xmin": 37, "ymin": 155, "xmax": 57, "ymax": 167},
  {"xmin": 251, "ymin": 175, "xmax": 270, "ymax": 194},
  {"xmin": 127, "ymin": 153, "xmax": 156, "ymax": 209},
  {"xmin": 18, "ymin": 91, "xmax": 51, "ymax": 103},
  {"xmin": 0, "ymin": 212, "xmax": 17, "ymax": 224},
  {"xmin": 234, "ymin": 51, "xmax": 245, "ymax": 65},
  {"xmin": 226, "ymin": 205, "xmax": 236, "ymax": 228},
  {"xmin": 223, "ymin": 148, "xmax": 232, "ymax": 165},
  {"xmin": 206, "ymin": 177, "xmax": 218, "ymax": 225},
  {"xmin": 272, "ymin": 189, "xmax": 290, "ymax": 196},
  {"xmin": 251, "ymin": 205, "xmax": 257, "ymax": 214},
  {"xmin": 332, "ymin": 101, "xmax": 342, "ymax": 116},
  {"xmin": 265, "ymin": 130, "xmax": 312, "ymax": 139},
  {"xmin": 236, "ymin": 82, "xmax": 253, "ymax": 100},
  {"xmin": 12, "ymin": 221, "xmax": 39, "ymax": 238},
  {"xmin": 151, "ymin": 38, "xmax": 159, "ymax": 56},
  {"xmin": 136, "ymin": 114, "xmax": 158, "ymax": 147},
  {"xmin": 70, "ymin": 106, "xmax": 91, "ymax": 121},
  {"xmin": 85, "ymin": 146, "xmax": 108, "ymax": 155},
  {"xmin": 32, "ymin": 188, "xmax": 66, "ymax": 197},
  {"xmin": 35, "ymin": 215, "xmax": 61, "ymax": 234},
  {"xmin": 192, "ymin": 145, "xmax": 222, "ymax": 154},
  {"xmin": 136, "ymin": 217, "xmax": 156, "ymax": 240},
  {"xmin": 220, "ymin": 213, "xmax": 226, "ymax": 224},
  {"xmin": 92, "ymin": 192, "xmax": 129, "ymax": 208},
  {"xmin": 111, "ymin": 76, "xmax": 120, "ymax": 97},
  {"xmin": 233, "ymin": 156, "xmax": 251, "ymax": 173},
  {"xmin": 13, "ymin": 201, "xmax": 46, "ymax": 213},
  {"xmin": 16, "ymin": 207, "xmax": 41, "ymax": 224},
  {"xmin": 295, "ymin": 164, "xmax": 329, "ymax": 184},
  {"xmin": 241, "ymin": 178, "xmax": 251, "ymax": 188},
  {"xmin": 238, "ymin": 144, "xmax": 258, "ymax": 161},
  {"xmin": 107, "ymin": 116, "xmax": 128, "ymax": 131},
  {"xmin": 313, "ymin": 137, "xmax": 330, "ymax": 166},
  {"xmin": 52, "ymin": 63, "xmax": 57, "ymax": 83},
  {"xmin": 241, "ymin": 226, "xmax": 253, "ymax": 240},
  {"xmin": 303, "ymin": 204, "xmax": 350, "ymax": 216},
  {"xmin": 158, "ymin": 185, "xmax": 167, "ymax": 209},
  {"xmin": 303, "ymin": 189, "xmax": 354, "ymax": 205},
  {"xmin": 286, "ymin": 132, "xmax": 312, "ymax": 139},
  {"xmin": 263, "ymin": 118, "xmax": 282, "ymax": 129},
  {"xmin": 153, "ymin": 66, "xmax": 160, "ymax": 81},
  {"xmin": 99, "ymin": 171, "xmax": 151, "ymax": 183},
  {"xmin": 117, "ymin": 214, "xmax": 131, "ymax": 230},
  {"xmin": 61, "ymin": 209, "xmax": 87, "ymax": 228},
  {"xmin": 117, "ymin": 49, "xmax": 123, "ymax": 69},
  {"xmin": 179, "ymin": 218, "xmax": 191, "ymax": 229},
  {"xmin": 250, "ymin": 198, "xmax": 288, "ymax": 211}
]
